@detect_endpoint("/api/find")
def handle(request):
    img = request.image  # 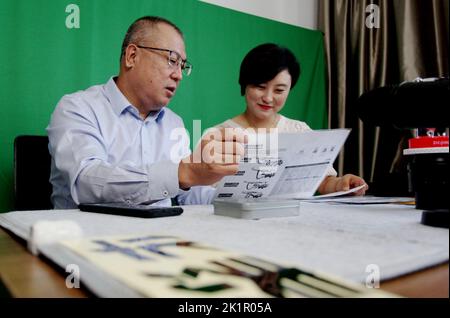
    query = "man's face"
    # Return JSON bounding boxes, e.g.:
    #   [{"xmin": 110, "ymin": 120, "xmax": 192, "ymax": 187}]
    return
[{"xmin": 129, "ymin": 23, "xmax": 186, "ymax": 113}]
